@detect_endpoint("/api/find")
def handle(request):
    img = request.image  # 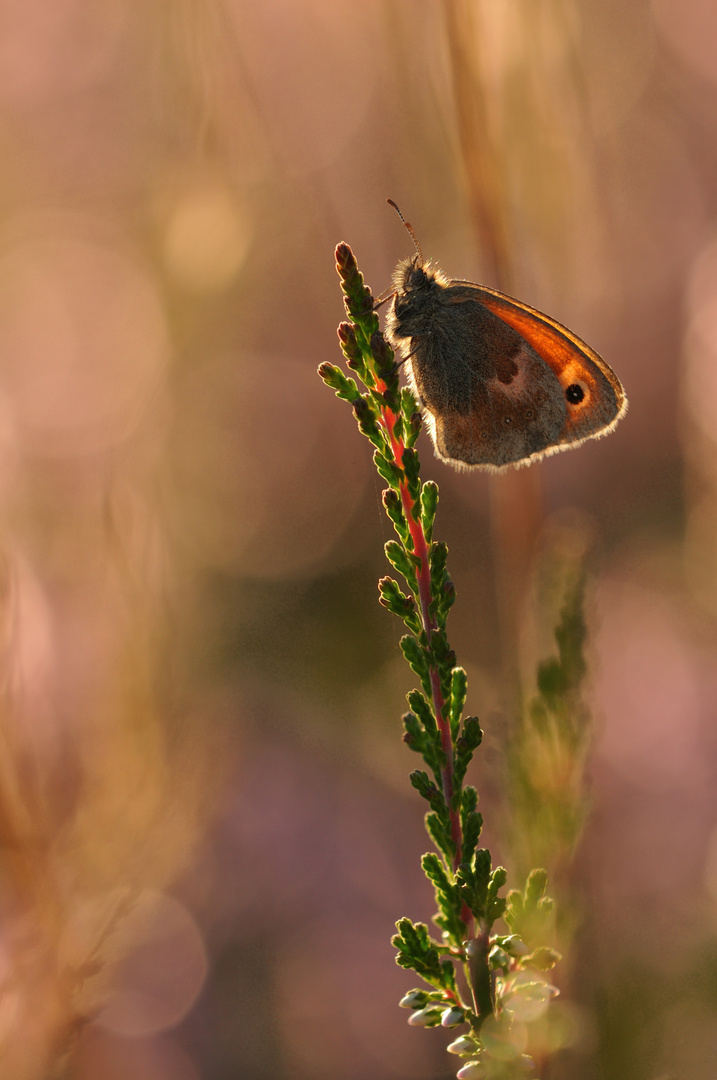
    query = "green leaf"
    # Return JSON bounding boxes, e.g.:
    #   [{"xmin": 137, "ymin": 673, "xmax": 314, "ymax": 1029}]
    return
[
  {"xmin": 385, "ymin": 540, "xmax": 419, "ymax": 593},
  {"xmin": 420, "ymin": 481, "xmax": 439, "ymax": 543},
  {"xmin": 400, "ymin": 636, "xmax": 432, "ymax": 701},
  {"xmin": 526, "ymin": 868, "xmax": 548, "ymax": 905},
  {"xmin": 402, "ymin": 711, "xmax": 424, "ymax": 755},
  {"xmin": 405, "ymin": 410, "xmax": 422, "ymax": 448},
  {"xmin": 317, "ymin": 362, "xmax": 361, "ymax": 403},
  {"xmin": 426, "ymin": 629, "xmax": 455, "ymax": 700},
  {"xmin": 435, "ymin": 578, "xmax": 457, "ymax": 627},
  {"xmin": 425, "ymin": 811, "xmax": 456, "ymax": 864},
  {"xmin": 400, "ymin": 385, "xmax": 419, "ymax": 419},
  {"xmin": 391, "ymin": 413, "xmax": 405, "ymax": 441},
  {"xmin": 460, "ymin": 810, "xmax": 483, "ymax": 866},
  {"xmin": 377, "ymin": 577, "xmax": 422, "ymax": 635},
  {"xmin": 448, "ymin": 667, "xmax": 467, "ymax": 742},
  {"xmin": 554, "ymin": 576, "xmax": 588, "ymax": 690},
  {"xmin": 369, "ymin": 330, "xmax": 397, "ymax": 382},
  {"xmin": 406, "ymin": 689, "xmax": 437, "ymax": 735},
  {"xmin": 504, "ymin": 868, "xmax": 555, "ymax": 946},
  {"xmin": 401, "ymin": 447, "xmax": 421, "ymax": 505},
  {"xmin": 373, "ymin": 447, "xmax": 404, "ymax": 487},
  {"xmin": 454, "ymin": 717, "xmax": 483, "ymax": 788},
  {"xmin": 335, "ymin": 242, "xmax": 374, "ymax": 320},
  {"xmin": 461, "ymin": 786, "xmax": 478, "ymax": 815},
  {"xmin": 336, "ymin": 321, "xmax": 366, "ymax": 375},
  {"xmin": 429, "ymin": 542, "xmax": 448, "ymax": 595},
  {"xmin": 486, "ymin": 866, "xmax": 507, "ymax": 925},
  {"xmin": 381, "ymin": 488, "xmax": 410, "ymax": 545},
  {"xmin": 404, "ymin": 688, "xmax": 445, "ymax": 784},
  {"xmin": 421, "ymin": 852, "xmax": 466, "ymax": 945},
  {"xmin": 392, "ymin": 918, "xmax": 449, "ymax": 990},
  {"xmin": 526, "ymin": 946, "xmax": 562, "ymax": 971},
  {"xmin": 457, "ymin": 848, "xmax": 495, "ymax": 922},
  {"xmin": 409, "ymin": 770, "xmax": 445, "ymax": 813},
  {"xmin": 352, "ymin": 396, "xmax": 386, "ymax": 452}
]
